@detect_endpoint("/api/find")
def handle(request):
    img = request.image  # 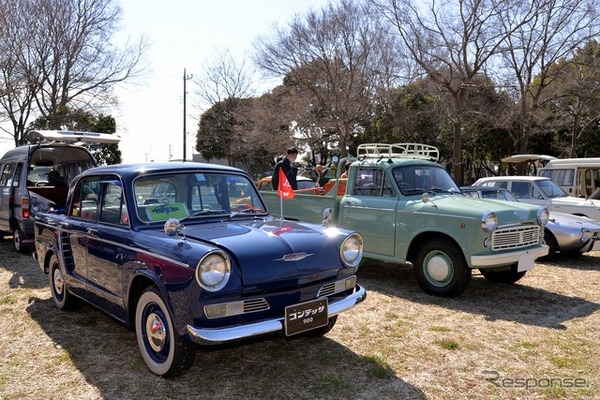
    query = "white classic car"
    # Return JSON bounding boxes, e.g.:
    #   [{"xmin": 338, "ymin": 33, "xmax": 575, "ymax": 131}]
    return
[{"xmin": 473, "ymin": 176, "xmax": 600, "ymax": 222}]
